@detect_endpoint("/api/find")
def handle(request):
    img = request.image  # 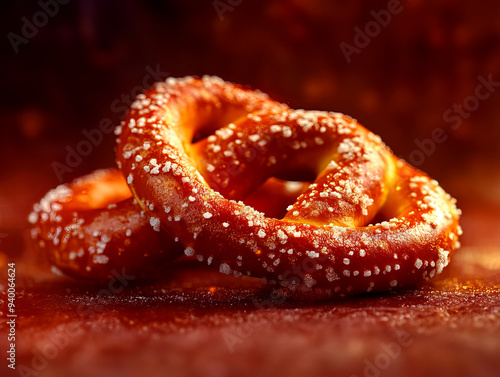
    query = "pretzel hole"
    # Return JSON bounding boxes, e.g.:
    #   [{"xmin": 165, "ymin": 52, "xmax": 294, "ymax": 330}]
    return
[
  {"xmin": 366, "ymin": 210, "xmax": 390, "ymax": 226},
  {"xmin": 190, "ymin": 109, "xmax": 248, "ymax": 144},
  {"xmin": 242, "ymin": 177, "xmax": 310, "ymax": 219},
  {"xmin": 366, "ymin": 193, "xmax": 408, "ymax": 226},
  {"xmin": 66, "ymin": 170, "xmax": 132, "ymax": 211},
  {"xmin": 191, "ymin": 129, "xmax": 212, "ymax": 144},
  {"xmin": 274, "ymin": 168, "xmax": 317, "ymax": 184}
]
